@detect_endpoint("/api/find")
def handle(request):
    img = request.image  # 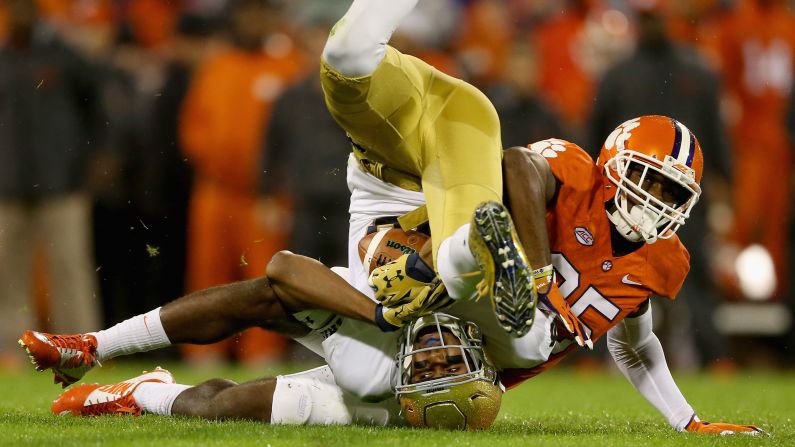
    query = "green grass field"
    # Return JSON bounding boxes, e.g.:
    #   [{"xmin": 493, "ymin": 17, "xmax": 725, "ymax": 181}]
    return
[{"xmin": 1, "ymin": 360, "xmax": 792, "ymax": 447}]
